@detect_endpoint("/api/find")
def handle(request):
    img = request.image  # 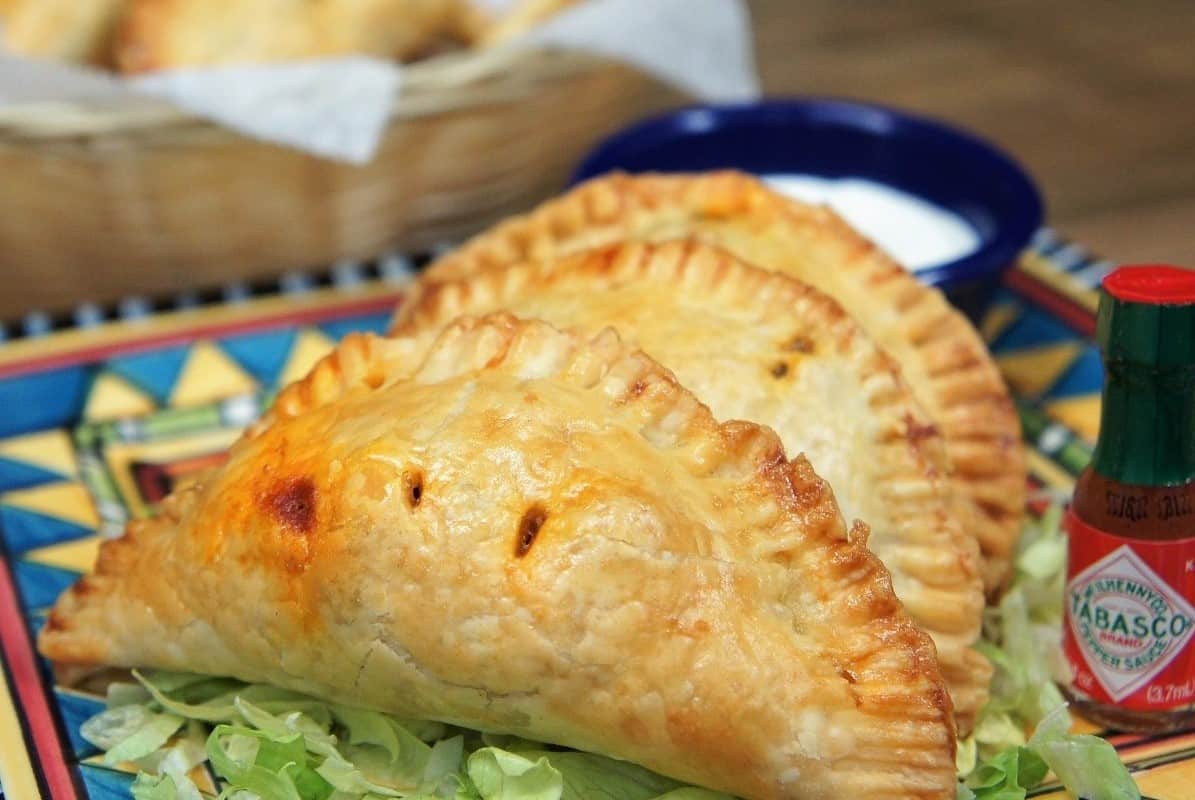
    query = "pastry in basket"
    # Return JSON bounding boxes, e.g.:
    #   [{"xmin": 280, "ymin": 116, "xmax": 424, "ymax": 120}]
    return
[
  {"xmin": 39, "ymin": 314, "xmax": 957, "ymax": 800},
  {"xmin": 413, "ymin": 171, "xmax": 1026, "ymax": 595},
  {"xmin": 2, "ymin": 0, "xmax": 127, "ymax": 64},
  {"xmin": 465, "ymin": 0, "xmax": 581, "ymax": 45},
  {"xmin": 390, "ymin": 240, "xmax": 990, "ymax": 733},
  {"xmin": 113, "ymin": 0, "xmax": 470, "ymax": 73}
]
